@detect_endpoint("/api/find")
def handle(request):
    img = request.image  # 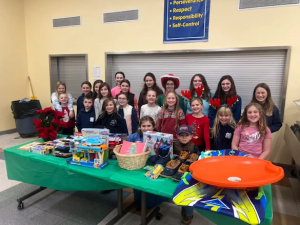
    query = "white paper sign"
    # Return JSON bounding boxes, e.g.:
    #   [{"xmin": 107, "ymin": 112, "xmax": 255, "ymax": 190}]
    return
[{"xmin": 93, "ymin": 66, "xmax": 101, "ymax": 81}]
